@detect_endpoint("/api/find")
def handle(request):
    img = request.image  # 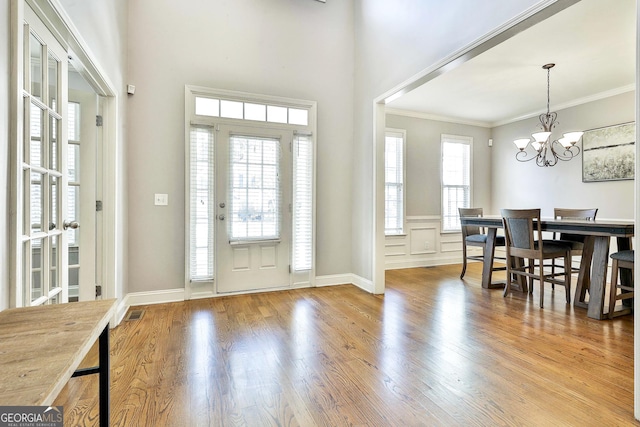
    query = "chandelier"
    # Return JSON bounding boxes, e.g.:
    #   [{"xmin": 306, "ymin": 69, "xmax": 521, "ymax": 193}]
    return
[{"xmin": 513, "ymin": 63, "xmax": 583, "ymax": 167}]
